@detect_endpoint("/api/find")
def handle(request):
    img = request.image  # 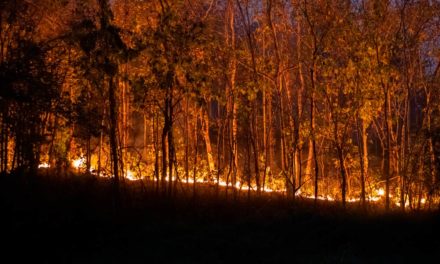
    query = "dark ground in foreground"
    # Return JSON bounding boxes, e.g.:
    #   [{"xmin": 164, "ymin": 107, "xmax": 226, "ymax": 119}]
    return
[{"xmin": 1, "ymin": 172, "xmax": 440, "ymax": 263}]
